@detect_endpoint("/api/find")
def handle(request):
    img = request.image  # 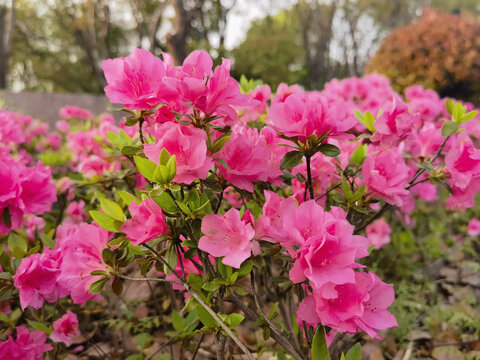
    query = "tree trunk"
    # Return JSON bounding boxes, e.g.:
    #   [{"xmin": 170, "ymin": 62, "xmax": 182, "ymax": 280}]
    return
[
  {"xmin": 166, "ymin": 0, "xmax": 189, "ymax": 65},
  {"xmin": 0, "ymin": 1, "xmax": 15, "ymax": 89}
]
